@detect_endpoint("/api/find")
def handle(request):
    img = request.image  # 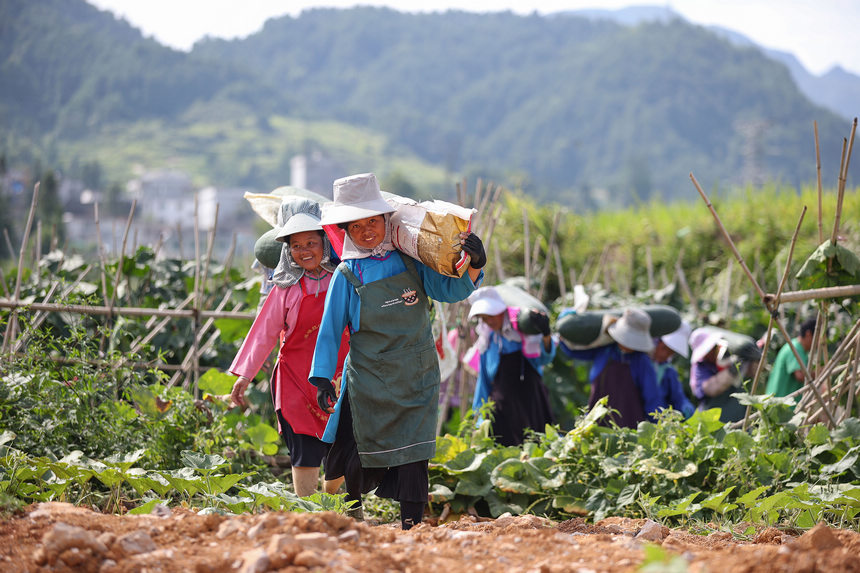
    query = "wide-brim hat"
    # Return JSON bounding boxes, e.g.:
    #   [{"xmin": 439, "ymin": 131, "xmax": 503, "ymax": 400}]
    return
[
  {"xmin": 607, "ymin": 308, "xmax": 655, "ymax": 353},
  {"xmin": 467, "ymin": 286, "xmax": 508, "ymax": 319},
  {"xmin": 661, "ymin": 321, "xmax": 692, "ymax": 358},
  {"xmin": 689, "ymin": 327, "xmax": 723, "ymax": 363},
  {"xmin": 320, "ymin": 172, "xmax": 395, "ymax": 226},
  {"xmin": 275, "ymin": 211, "xmax": 323, "ymax": 243}
]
